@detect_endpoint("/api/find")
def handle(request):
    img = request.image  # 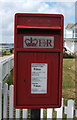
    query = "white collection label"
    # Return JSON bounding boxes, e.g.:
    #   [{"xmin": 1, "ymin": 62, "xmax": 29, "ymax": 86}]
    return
[{"xmin": 31, "ymin": 63, "xmax": 47, "ymax": 94}]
